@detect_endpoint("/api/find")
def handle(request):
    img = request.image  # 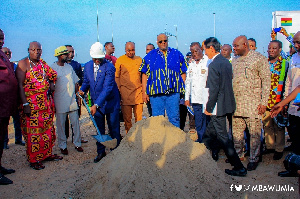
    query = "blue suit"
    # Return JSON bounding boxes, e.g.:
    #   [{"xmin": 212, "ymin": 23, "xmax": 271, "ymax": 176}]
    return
[{"xmin": 81, "ymin": 60, "xmax": 121, "ymax": 154}]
